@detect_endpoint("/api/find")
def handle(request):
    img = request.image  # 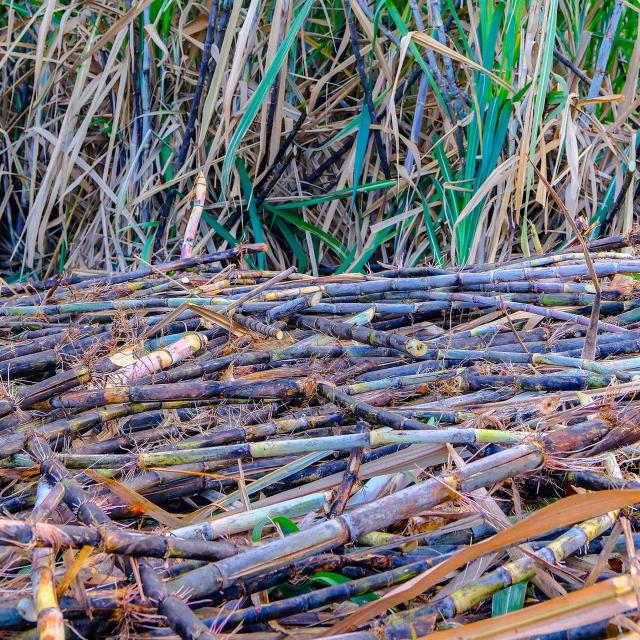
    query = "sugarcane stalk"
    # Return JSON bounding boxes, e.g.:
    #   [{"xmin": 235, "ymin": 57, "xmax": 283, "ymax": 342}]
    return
[
  {"xmin": 295, "ymin": 315, "xmax": 427, "ymax": 357},
  {"xmin": 251, "ymin": 444, "xmax": 408, "ymax": 505},
  {"xmin": 79, "ymin": 405, "xmax": 288, "ymax": 454},
  {"xmin": 138, "ymin": 559, "xmax": 217, "ymax": 640},
  {"xmin": 180, "ymin": 171, "xmax": 207, "ymax": 259},
  {"xmin": 39, "ymin": 377, "xmax": 315, "ymax": 411},
  {"xmin": 343, "ymin": 347, "xmax": 638, "ymax": 383},
  {"xmin": 0, "ymin": 518, "xmax": 242, "ymax": 561},
  {"xmin": 585, "ymin": 0, "xmax": 624, "ymax": 106},
  {"xmin": 106, "ymin": 332, "xmax": 208, "ymax": 385},
  {"xmin": 102, "ymin": 456, "xmax": 302, "ymax": 519},
  {"xmin": 229, "ymin": 312, "xmax": 284, "ymax": 339},
  {"xmin": 208, "ymin": 553, "xmax": 450, "ymax": 630},
  {"xmin": 260, "ymin": 262, "xmax": 640, "ymax": 301},
  {"xmin": 6, "ymin": 244, "xmax": 640, "ymax": 639},
  {"xmin": 152, "ymin": 412, "xmax": 343, "ymax": 451},
  {"xmin": 342, "ymin": 370, "xmax": 614, "ymax": 396},
  {"xmin": 166, "ymin": 445, "xmax": 542, "ymax": 600},
  {"xmin": 421, "ymin": 291, "xmax": 631, "ymax": 335},
  {"xmin": 4, "ymin": 427, "xmax": 521, "ymax": 469},
  {"xmin": 172, "ymin": 490, "xmax": 333, "ymax": 539},
  {"xmin": 0, "ymin": 326, "xmax": 106, "ymax": 362},
  {"xmin": 0, "ymin": 551, "xmax": 423, "ymax": 634},
  {"xmin": 219, "ymin": 266, "xmax": 297, "ymax": 314},
  {"xmin": 320, "ymin": 382, "xmax": 477, "ymax": 426},
  {"xmin": 0, "ymin": 400, "xmax": 226, "ymax": 459},
  {"xmin": 15, "ymin": 366, "xmax": 92, "ymax": 410},
  {"xmin": 274, "ymin": 343, "xmax": 405, "ymax": 361},
  {"xmin": 265, "ymin": 291, "xmax": 323, "ymax": 323},
  {"xmin": 135, "ymin": 349, "xmax": 272, "ymax": 384},
  {"xmin": 0, "ymin": 296, "xmax": 237, "ymax": 316},
  {"xmin": 18, "ymin": 244, "xmax": 268, "ymax": 294}
]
